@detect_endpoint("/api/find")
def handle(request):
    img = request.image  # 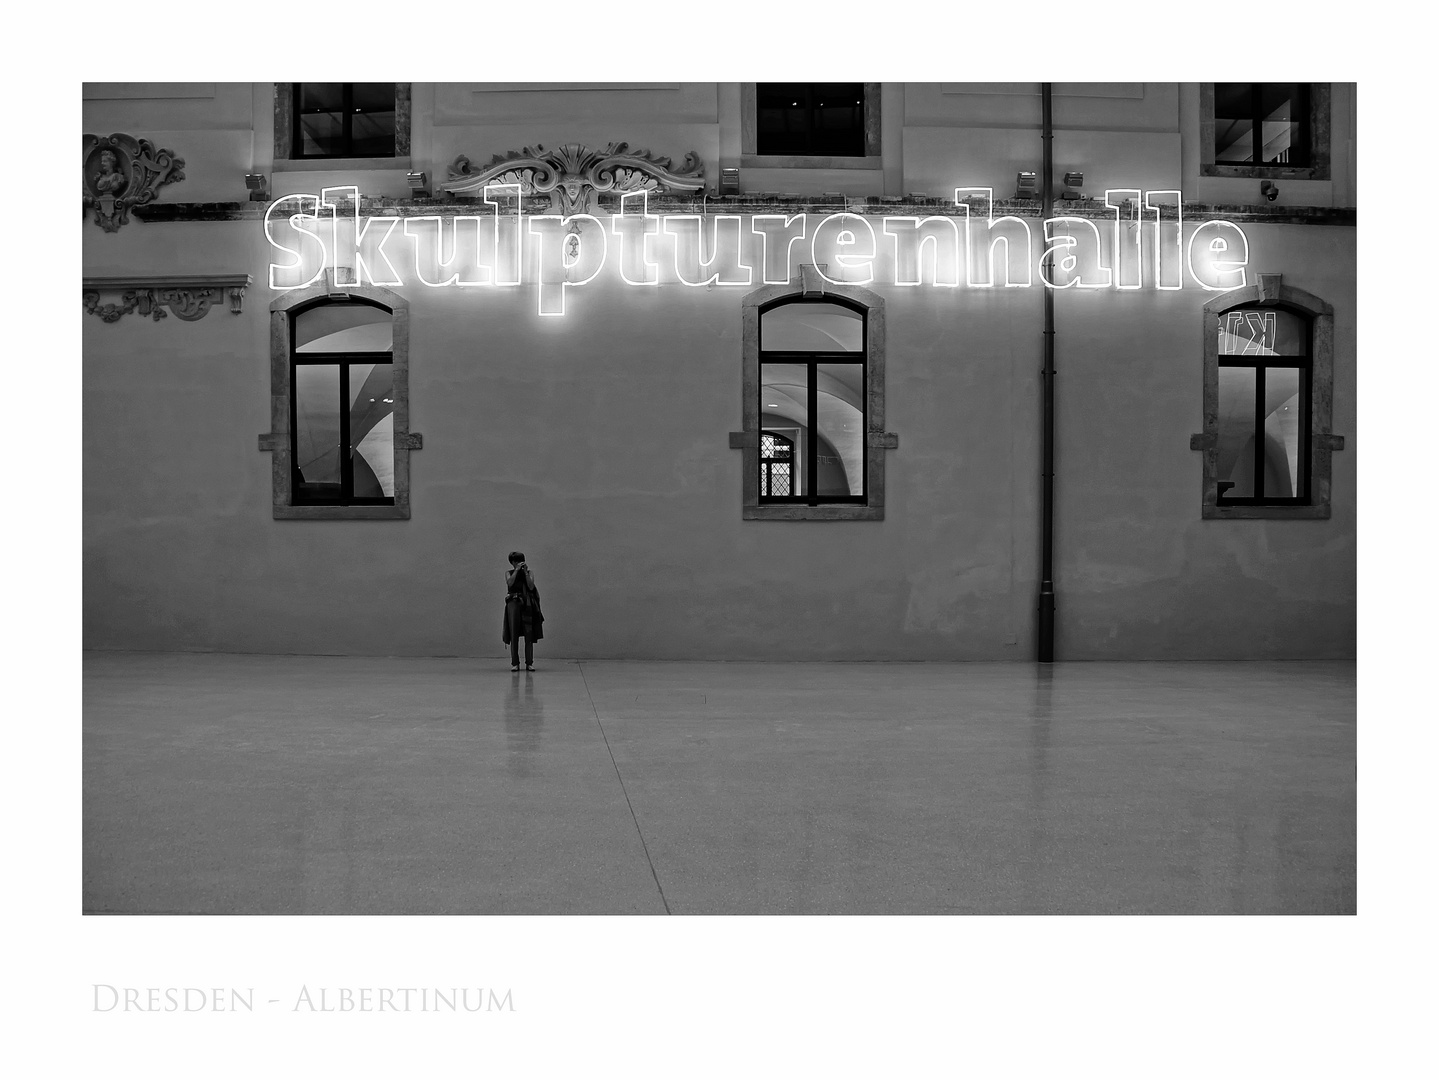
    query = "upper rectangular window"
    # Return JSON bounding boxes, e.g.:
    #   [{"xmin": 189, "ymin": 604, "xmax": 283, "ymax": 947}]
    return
[
  {"xmin": 1214, "ymin": 83, "xmax": 1310, "ymax": 168},
  {"xmin": 292, "ymin": 83, "xmax": 396, "ymax": 159},
  {"xmin": 1200, "ymin": 83, "xmax": 1330, "ymax": 182},
  {"xmin": 756, "ymin": 83, "xmax": 867, "ymax": 158}
]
